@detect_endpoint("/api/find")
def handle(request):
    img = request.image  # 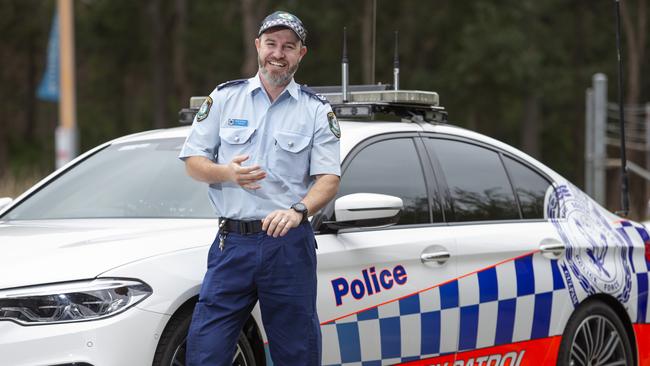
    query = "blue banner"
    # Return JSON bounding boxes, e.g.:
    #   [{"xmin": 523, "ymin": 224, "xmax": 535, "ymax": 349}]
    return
[{"xmin": 37, "ymin": 10, "xmax": 59, "ymax": 102}]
